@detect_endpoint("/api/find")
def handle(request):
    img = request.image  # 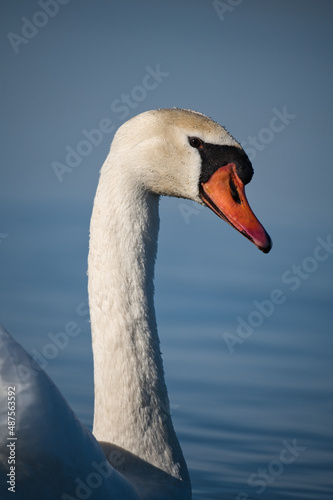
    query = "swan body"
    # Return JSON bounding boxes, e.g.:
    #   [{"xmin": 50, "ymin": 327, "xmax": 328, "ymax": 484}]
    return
[{"xmin": 0, "ymin": 108, "xmax": 271, "ymax": 499}]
